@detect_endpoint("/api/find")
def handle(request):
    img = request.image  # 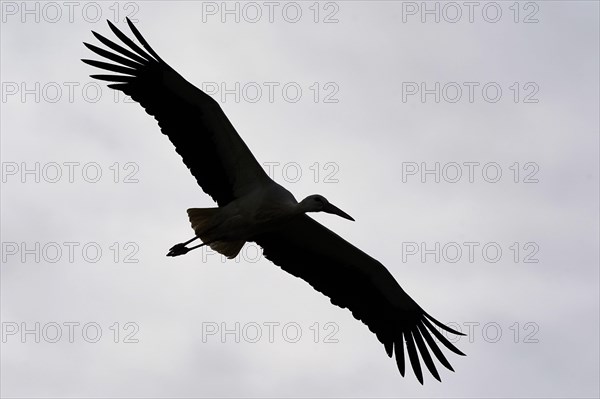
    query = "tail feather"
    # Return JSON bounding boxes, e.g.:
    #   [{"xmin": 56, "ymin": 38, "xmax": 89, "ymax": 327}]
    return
[
  {"xmin": 209, "ymin": 240, "xmax": 245, "ymax": 259},
  {"xmin": 187, "ymin": 208, "xmax": 218, "ymax": 237},
  {"xmin": 187, "ymin": 208, "xmax": 245, "ymax": 259}
]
